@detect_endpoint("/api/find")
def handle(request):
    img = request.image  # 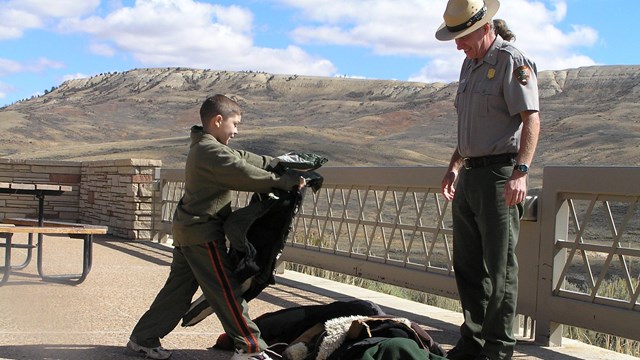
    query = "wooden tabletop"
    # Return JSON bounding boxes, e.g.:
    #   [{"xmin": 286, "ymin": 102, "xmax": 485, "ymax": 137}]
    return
[
  {"xmin": 0, "ymin": 225, "xmax": 107, "ymax": 235},
  {"xmin": 0, "ymin": 182, "xmax": 72, "ymax": 194}
]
